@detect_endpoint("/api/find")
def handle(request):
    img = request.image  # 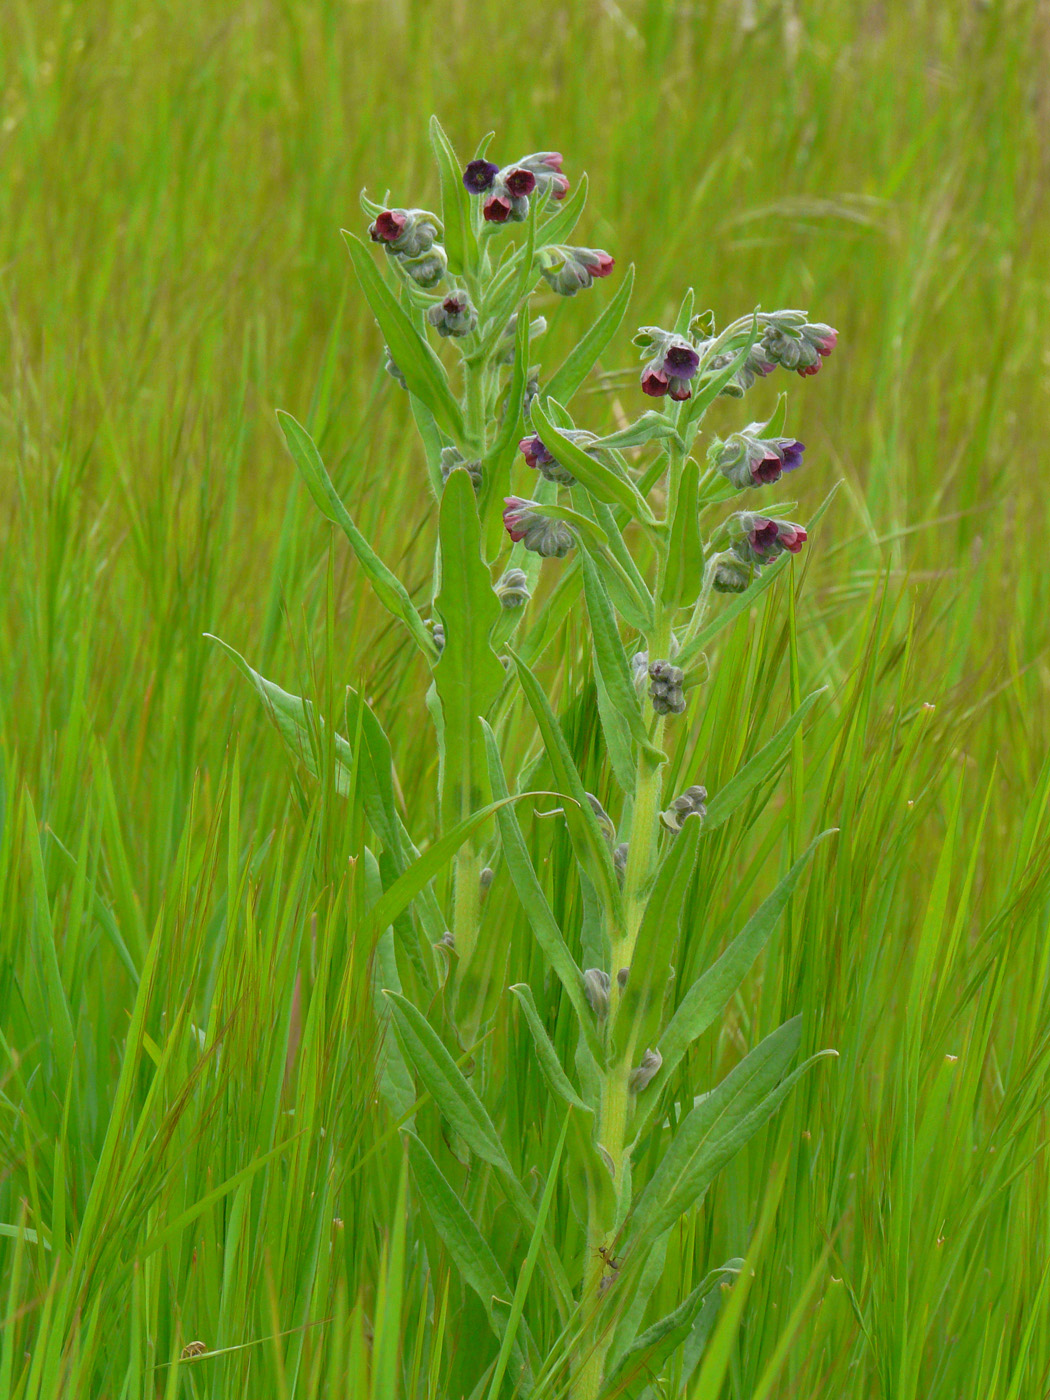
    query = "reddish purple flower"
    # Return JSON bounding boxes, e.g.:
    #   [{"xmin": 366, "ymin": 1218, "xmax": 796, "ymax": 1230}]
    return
[
  {"xmin": 551, "ymin": 173, "xmax": 570, "ymax": 199},
  {"xmin": 780, "ymin": 440, "xmax": 805, "ymax": 472},
  {"xmin": 463, "ymin": 159, "xmax": 499, "ymax": 194},
  {"xmin": 663, "ymin": 340, "xmax": 700, "ymax": 381},
  {"xmin": 778, "ymin": 523, "xmax": 807, "ymax": 553},
  {"xmin": 484, "ymin": 195, "xmax": 513, "ymax": 223},
  {"xmin": 534, "ymin": 152, "xmax": 563, "ymax": 172},
  {"xmin": 815, "ymin": 327, "xmax": 838, "ymax": 357},
  {"xmin": 370, "ymin": 210, "xmax": 407, "ymax": 244},
  {"xmin": 796, "ymin": 361, "xmax": 821, "ymax": 378},
  {"xmin": 668, "ymin": 379, "xmax": 692, "ymax": 402},
  {"xmin": 518, "ymin": 435, "xmax": 555, "ymax": 472},
  {"xmin": 503, "ymin": 497, "xmax": 532, "ymax": 542},
  {"xmin": 580, "ymin": 250, "xmax": 615, "ymax": 278},
  {"xmin": 504, "ymin": 166, "xmax": 537, "ymax": 198},
  {"xmin": 748, "ymin": 518, "xmax": 781, "ymax": 556},
  {"xmin": 642, "ymin": 365, "xmax": 669, "ymax": 397}
]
